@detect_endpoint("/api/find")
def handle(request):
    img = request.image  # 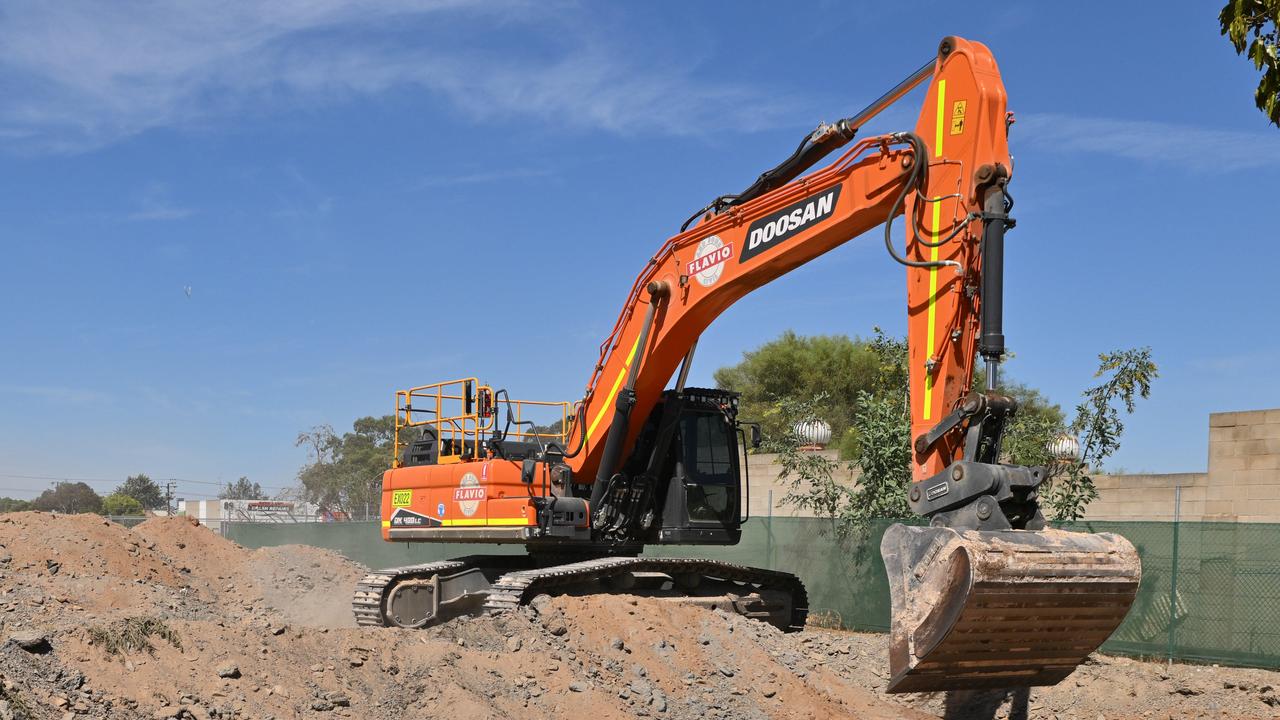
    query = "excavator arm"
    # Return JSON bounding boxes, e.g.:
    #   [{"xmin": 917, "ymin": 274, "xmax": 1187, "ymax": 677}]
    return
[
  {"xmin": 572, "ymin": 37, "xmax": 1003, "ymax": 486},
  {"xmin": 568, "ymin": 36, "xmax": 1140, "ymax": 693}
]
